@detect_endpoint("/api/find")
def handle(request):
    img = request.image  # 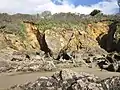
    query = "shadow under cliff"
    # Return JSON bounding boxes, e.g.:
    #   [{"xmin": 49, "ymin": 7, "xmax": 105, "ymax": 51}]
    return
[{"xmin": 96, "ymin": 21, "xmax": 120, "ymax": 53}]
